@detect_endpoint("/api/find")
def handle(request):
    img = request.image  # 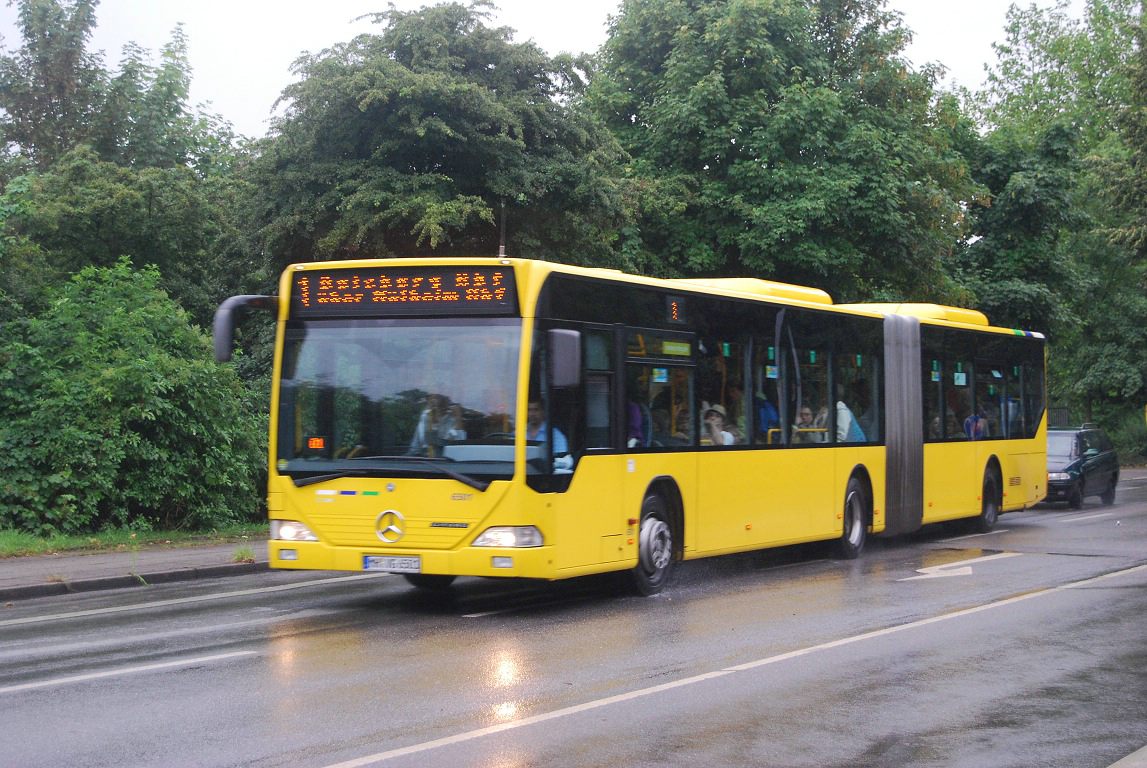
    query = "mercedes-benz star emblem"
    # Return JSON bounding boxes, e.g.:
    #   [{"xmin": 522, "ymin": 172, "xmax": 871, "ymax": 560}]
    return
[{"xmin": 375, "ymin": 510, "xmax": 405, "ymax": 543}]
